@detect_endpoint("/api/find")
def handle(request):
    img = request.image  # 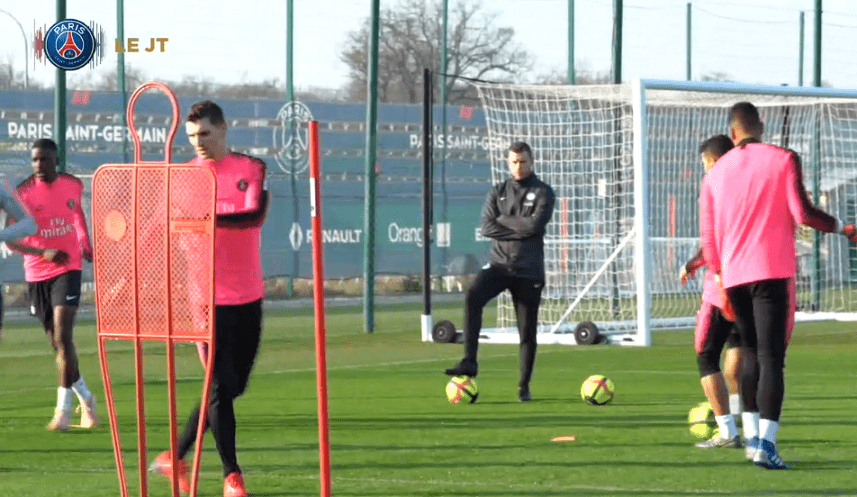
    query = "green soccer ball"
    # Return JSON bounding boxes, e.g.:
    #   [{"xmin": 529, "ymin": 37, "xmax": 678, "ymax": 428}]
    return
[
  {"xmin": 580, "ymin": 374, "xmax": 615, "ymax": 405},
  {"xmin": 446, "ymin": 376, "xmax": 478, "ymax": 404},
  {"xmin": 688, "ymin": 401, "xmax": 718, "ymax": 440}
]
